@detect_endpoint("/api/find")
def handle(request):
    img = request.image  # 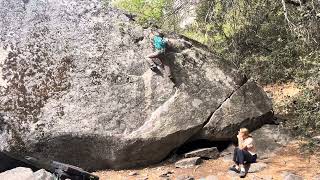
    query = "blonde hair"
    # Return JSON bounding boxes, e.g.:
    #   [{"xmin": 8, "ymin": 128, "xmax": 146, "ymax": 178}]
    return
[{"xmin": 239, "ymin": 128, "xmax": 251, "ymax": 137}]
